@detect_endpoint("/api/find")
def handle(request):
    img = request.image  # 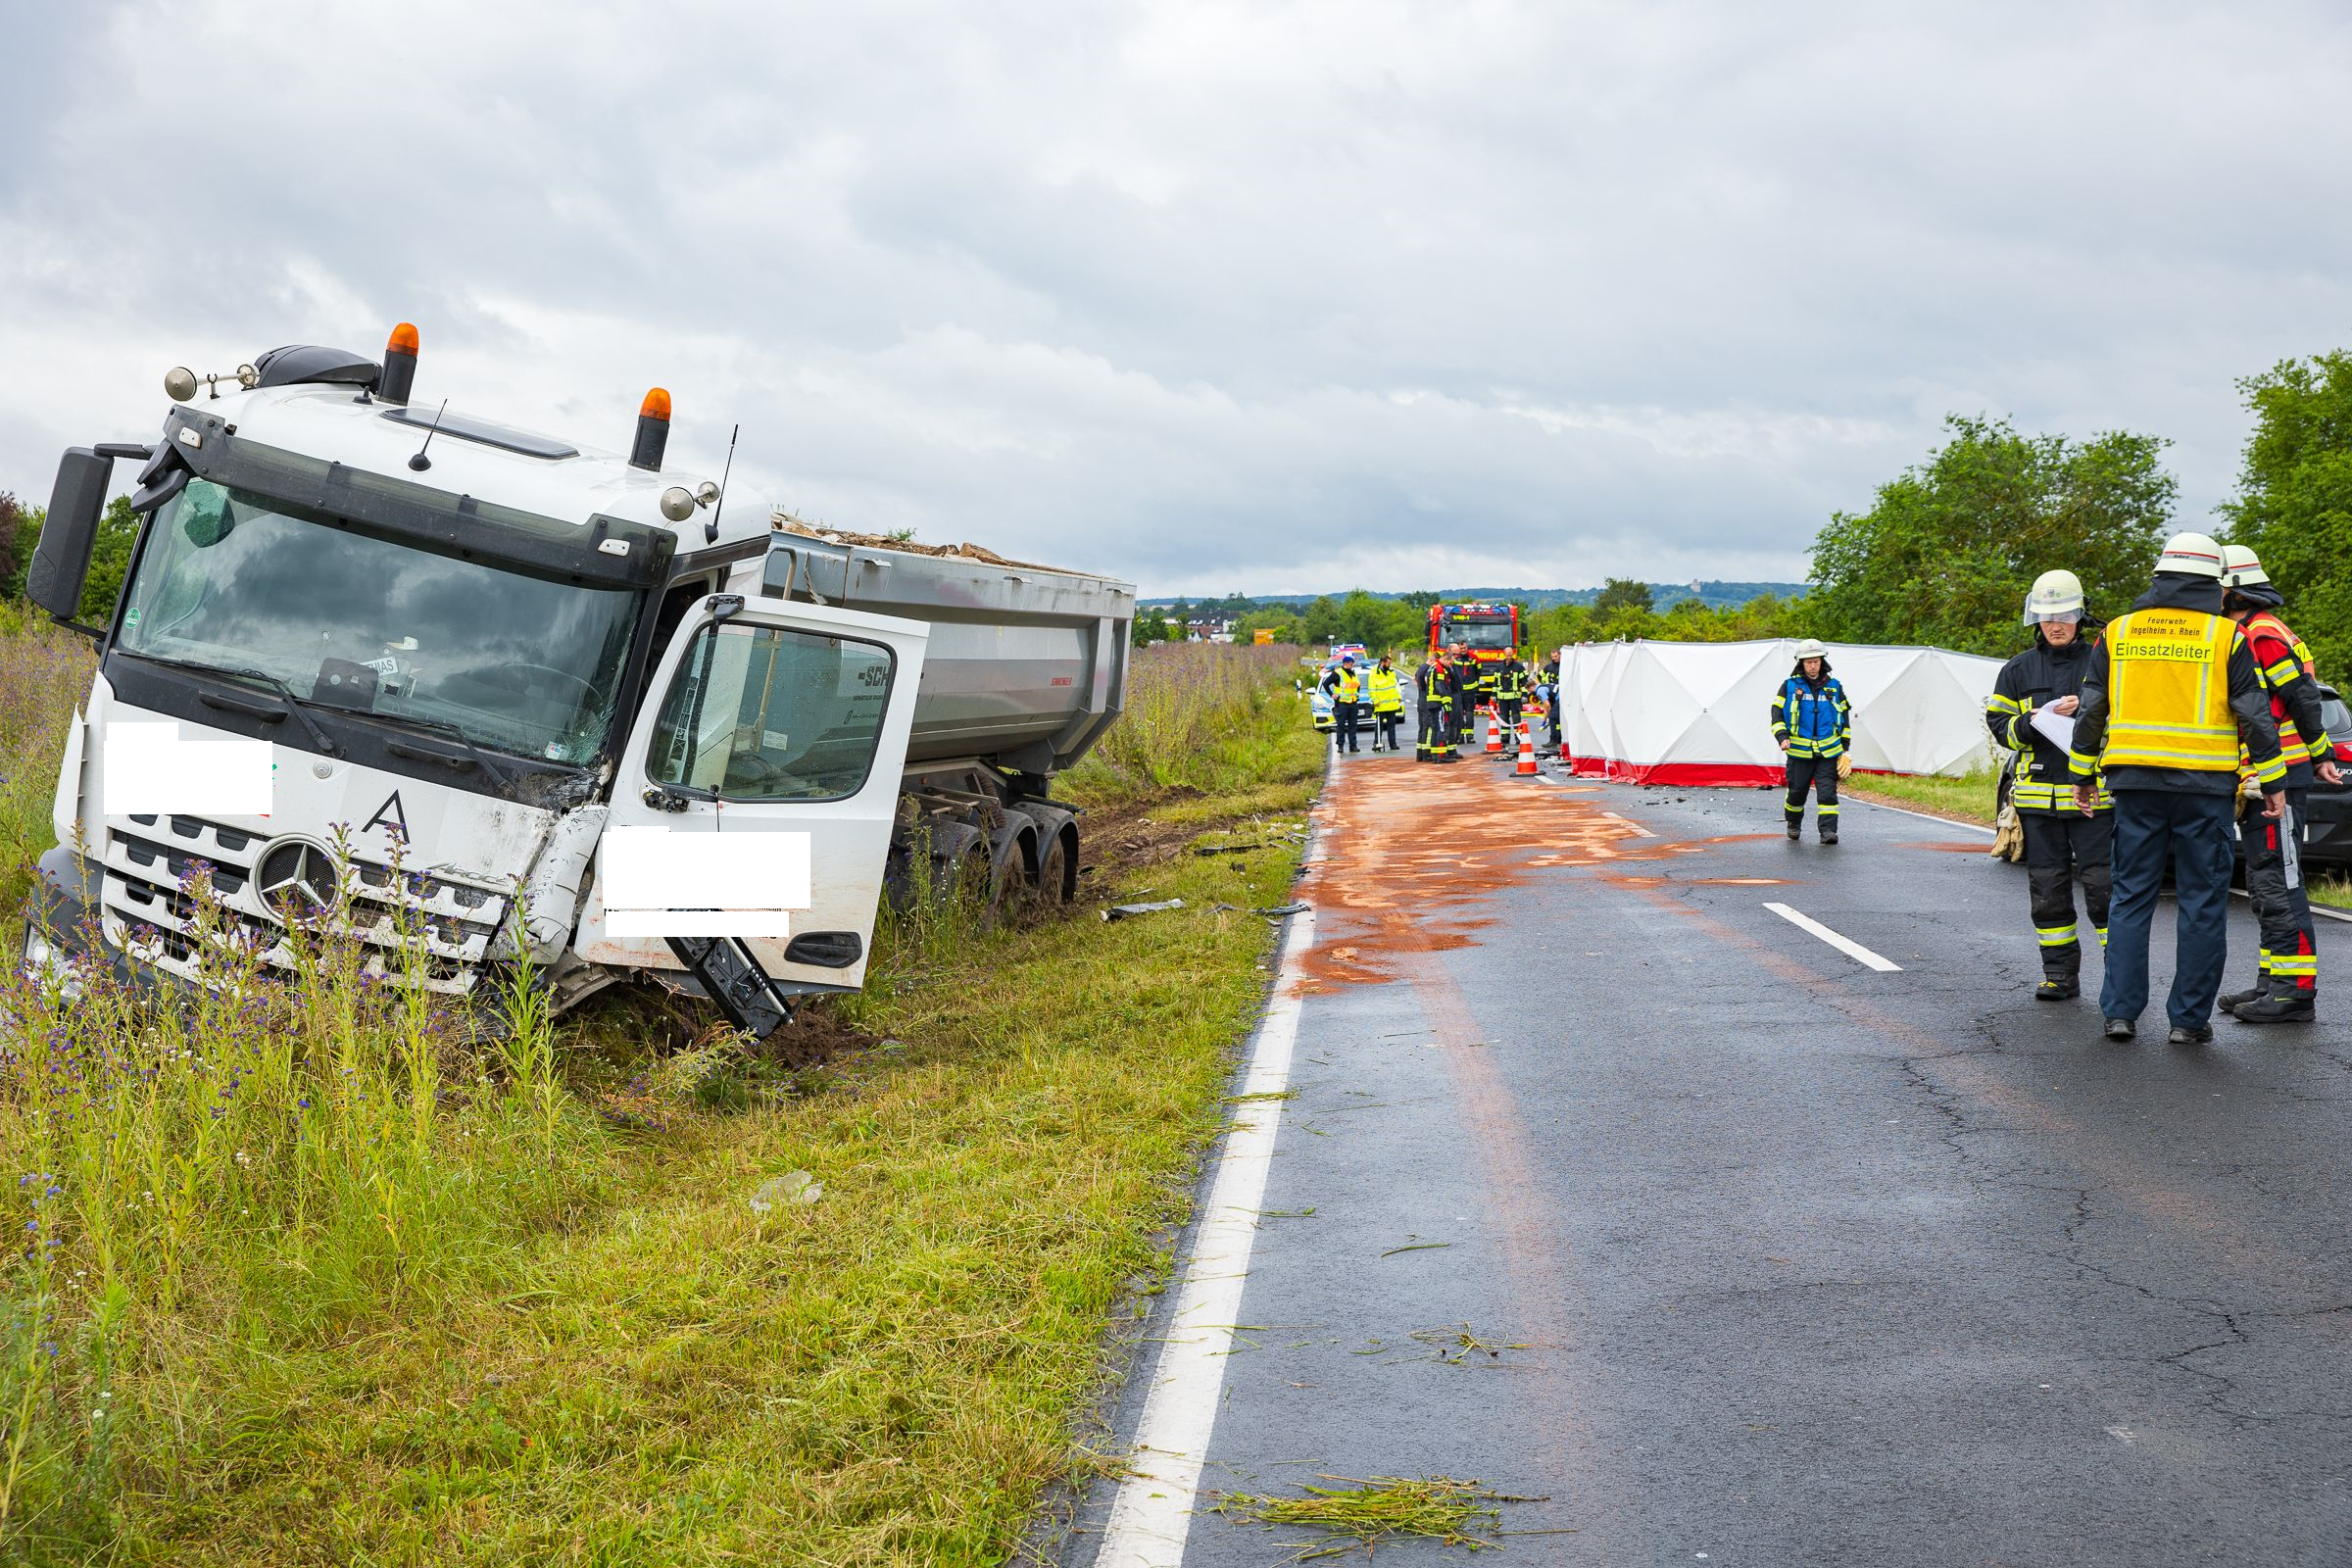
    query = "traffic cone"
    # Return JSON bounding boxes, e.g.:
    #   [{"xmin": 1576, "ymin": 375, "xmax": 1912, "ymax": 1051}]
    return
[
  {"xmin": 1484, "ymin": 708, "xmax": 1501, "ymax": 754},
  {"xmin": 1515, "ymin": 720, "xmax": 1538, "ymax": 776}
]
